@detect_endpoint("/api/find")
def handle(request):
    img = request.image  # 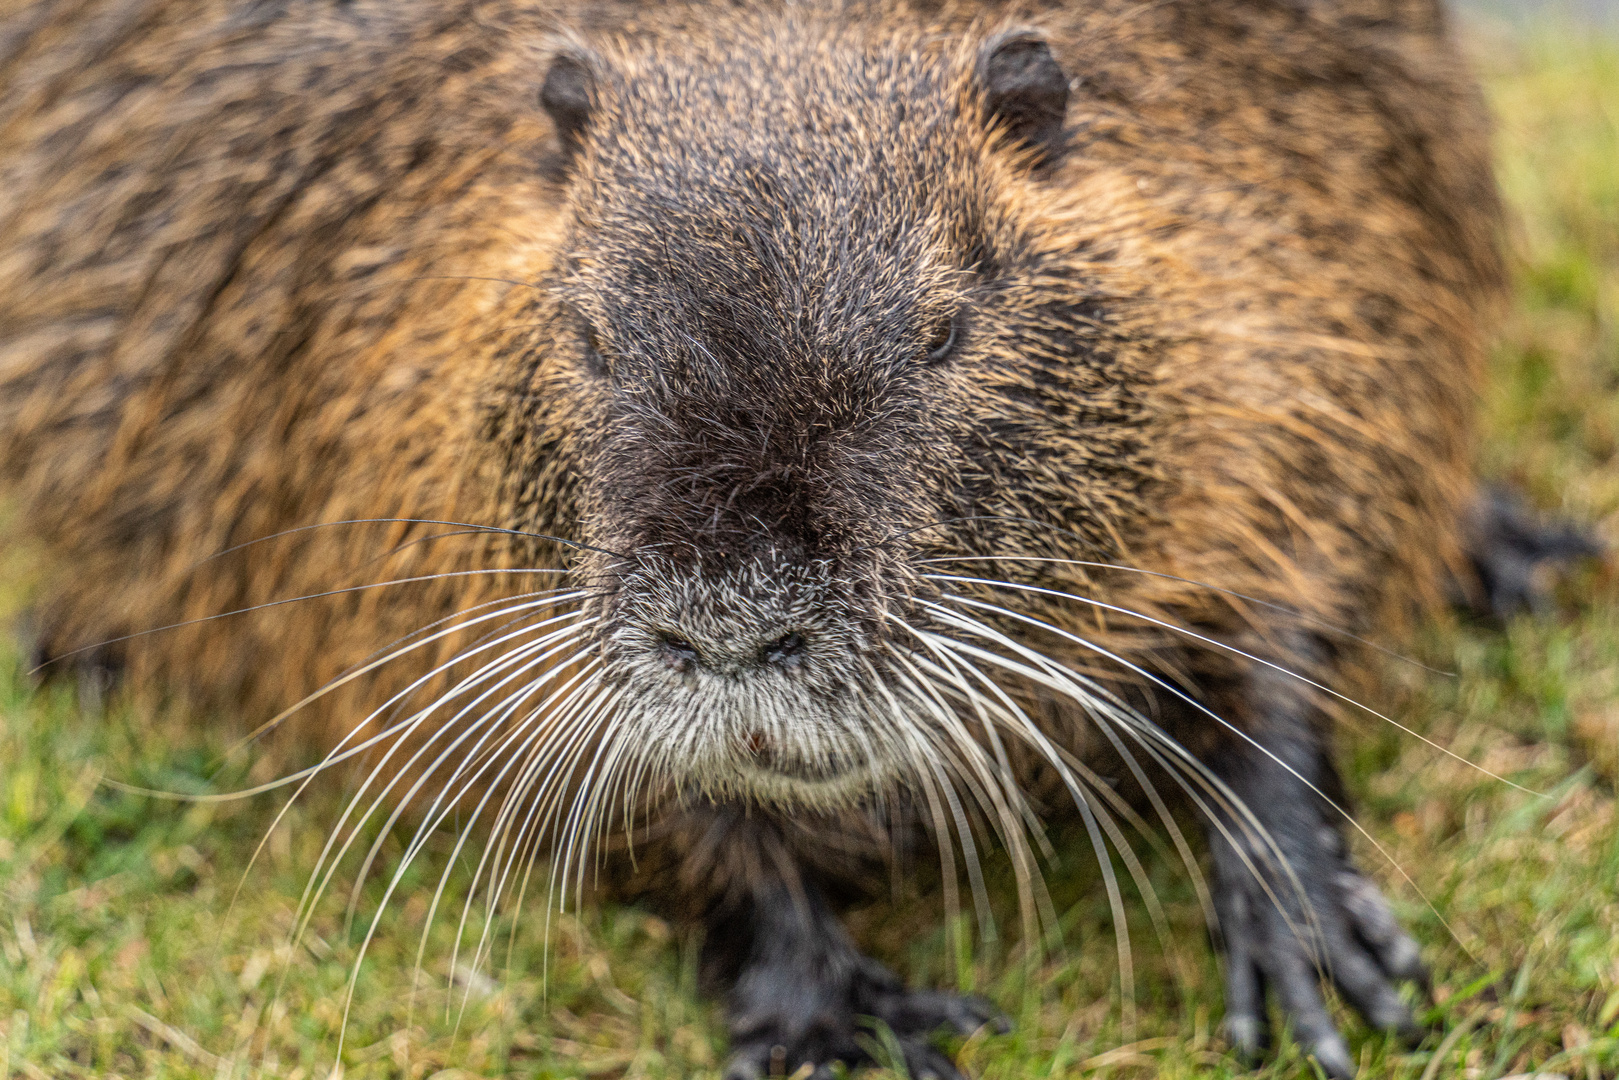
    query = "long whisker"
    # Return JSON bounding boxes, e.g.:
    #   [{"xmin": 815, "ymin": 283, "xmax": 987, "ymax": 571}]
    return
[
  {"xmin": 886, "ymin": 654, "xmax": 1047, "ymax": 946},
  {"xmin": 347, "ymin": 679, "xmax": 612, "ymax": 1056},
  {"xmin": 38, "ymin": 567, "xmax": 573, "ymax": 676},
  {"xmin": 918, "ymin": 613, "xmax": 1322, "ymax": 1016},
  {"xmin": 288, "ymin": 616, "xmax": 592, "ymax": 935},
  {"xmin": 891, "ymin": 673, "xmax": 998, "ymax": 943},
  {"xmin": 941, "ymin": 621, "xmax": 1278, "ymax": 961},
  {"xmin": 403, "ymin": 668, "xmax": 609, "ymax": 1028},
  {"xmin": 895, "ymin": 630, "xmax": 1139, "ymax": 1028},
  {"xmin": 896, "ymin": 637, "xmax": 1061, "ymax": 948},
  {"xmin": 927, "ymin": 572, "xmax": 1540, "ymax": 795},
  {"xmin": 339, "ymin": 634, "xmax": 599, "ymax": 932},
  {"xmin": 910, "ymin": 638, "xmax": 1167, "ymax": 950},
  {"xmin": 550, "ymin": 698, "xmax": 631, "ymax": 915},
  {"xmin": 1049, "ymin": 721, "xmax": 1218, "ymax": 956},
  {"xmin": 495, "ymin": 689, "xmax": 641, "ymax": 988},
  {"xmin": 214, "ymin": 601, "xmax": 586, "ymax": 940},
  {"xmin": 924, "ymin": 607, "xmax": 1315, "ymax": 894},
  {"xmin": 360, "ymin": 590, "xmax": 601, "ymax": 734},
  {"xmin": 583, "ymin": 706, "xmax": 644, "ymax": 885},
  {"xmin": 218, "ymin": 598, "xmax": 587, "ymax": 913},
  {"xmin": 908, "ymin": 616, "xmax": 1219, "ymax": 956},
  {"xmin": 926, "ymin": 595, "xmax": 1473, "ymax": 964},
  {"xmin": 434, "ymin": 679, "xmax": 616, "ymax": 1029},
  {"xmin": 330, "ymin": 585, "xmax": 586, "ymax": 693},
  {"xmin": 350, "ymin": 656, "xmax": 607, "ymax": 1041},
  {"xmin": 458, "ymin": 678, "xmax": 617, "ymax": 990},
  {"xmin": 104, "ymin": 591, "xmax": 592, "ymax": 808},
  {"xmin": 229, "ymin": 598, "xmax": 592, "ymax": 818},
  {"xmin": 485, "ymin": 727, "xmax": 615, "ymax": 993},
  {"xmin": 293, "ymin": 630, "xmax": 593, "ymax": 998},
  {"xmin": 915, "ymin": 551, "xmax": 1458, "ymax": 677},
  {"xmin": 901, "ymin": 608, "xmax": 1320, "ymax": 1005},
  {"xmin": 196, "ymin": 515, "xmax": 623, "ymax": 566},
  {"xmin": 863, "ymin": 662, "xmax": 964, "ymax": 957},
  {"xmin": 526, "ymin": 690, "xmax": 631, "ymax": 1006},
  {"xmin": 257, "ymin": 613, "xmax": 592, "ymax": 1055}
]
